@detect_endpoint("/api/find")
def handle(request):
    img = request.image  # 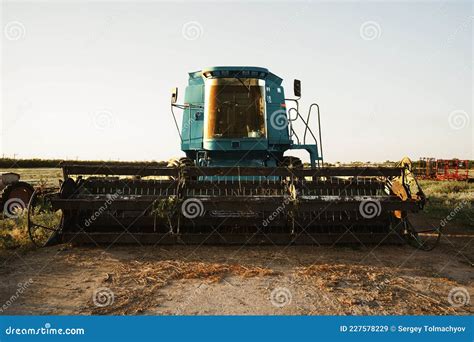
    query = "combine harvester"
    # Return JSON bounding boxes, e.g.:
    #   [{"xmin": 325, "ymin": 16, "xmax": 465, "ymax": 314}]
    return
[{"xmin": 28, "ymin": 66, "xmax": 436, "ymax": 248}]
